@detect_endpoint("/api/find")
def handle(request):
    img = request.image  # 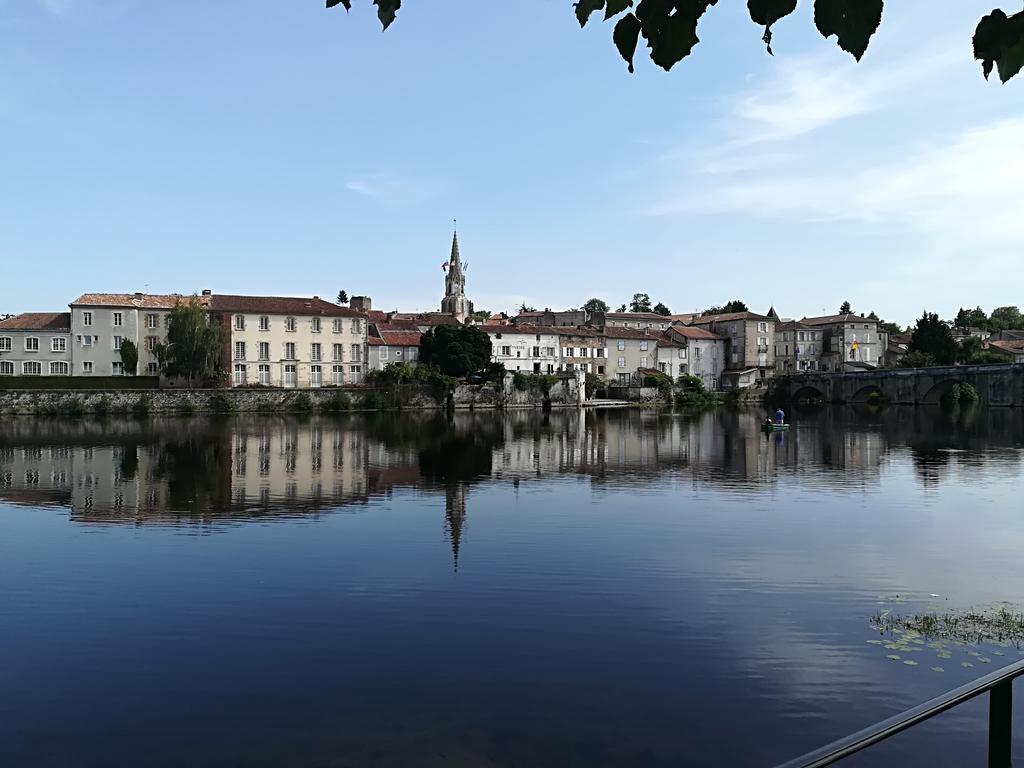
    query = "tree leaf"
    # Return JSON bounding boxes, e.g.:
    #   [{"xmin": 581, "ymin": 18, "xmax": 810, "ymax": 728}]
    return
[
  {"xmin": 814, "ymin": 0, "xmax": 883, "ymax": 61},
  {"xmin": 605, "ymin": 0, "xmax": 634, "ymax": 20},
  {"xmin": 575, "ymin": 0, "xmax": 605, "ymax": 27},
  {"xmin": 613, "ymin": 12, "xmax": 642, "ymax": 72},
  {"xmin": 326, "ymin": 0, "xmax": 352, "ymax": 9},
  {"xmin": 636, "ymin": 0, "xmax": 718, "ymax": 72},
  {"xmin": 974, "ymin": 9, "xmax": 1024, "ymax": 83},
  {"xmin": 373, "ymin": 0, "xmax": 401, "ymax": 31},
  {"xmin": 748, "ymin": 0, "xmax": 797, "ymax": 27},
  {"xmin": 748, "ymin": 0, "xmax": 797, "ymax": 54}
]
